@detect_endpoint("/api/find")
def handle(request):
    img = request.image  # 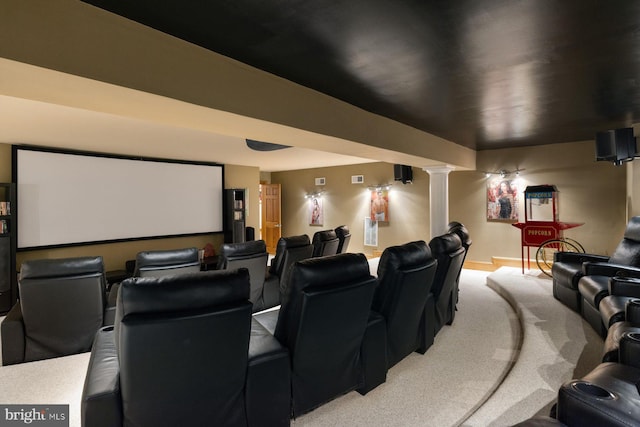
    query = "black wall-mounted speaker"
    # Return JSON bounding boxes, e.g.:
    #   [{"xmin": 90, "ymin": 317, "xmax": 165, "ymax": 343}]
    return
[
  {"xmin": 595, "ymin": 127, "xmax": 637, "ymax": 166},
  {"xmin": 394, "ymin": 164, "xmax": 413, "ymax": 184}
]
